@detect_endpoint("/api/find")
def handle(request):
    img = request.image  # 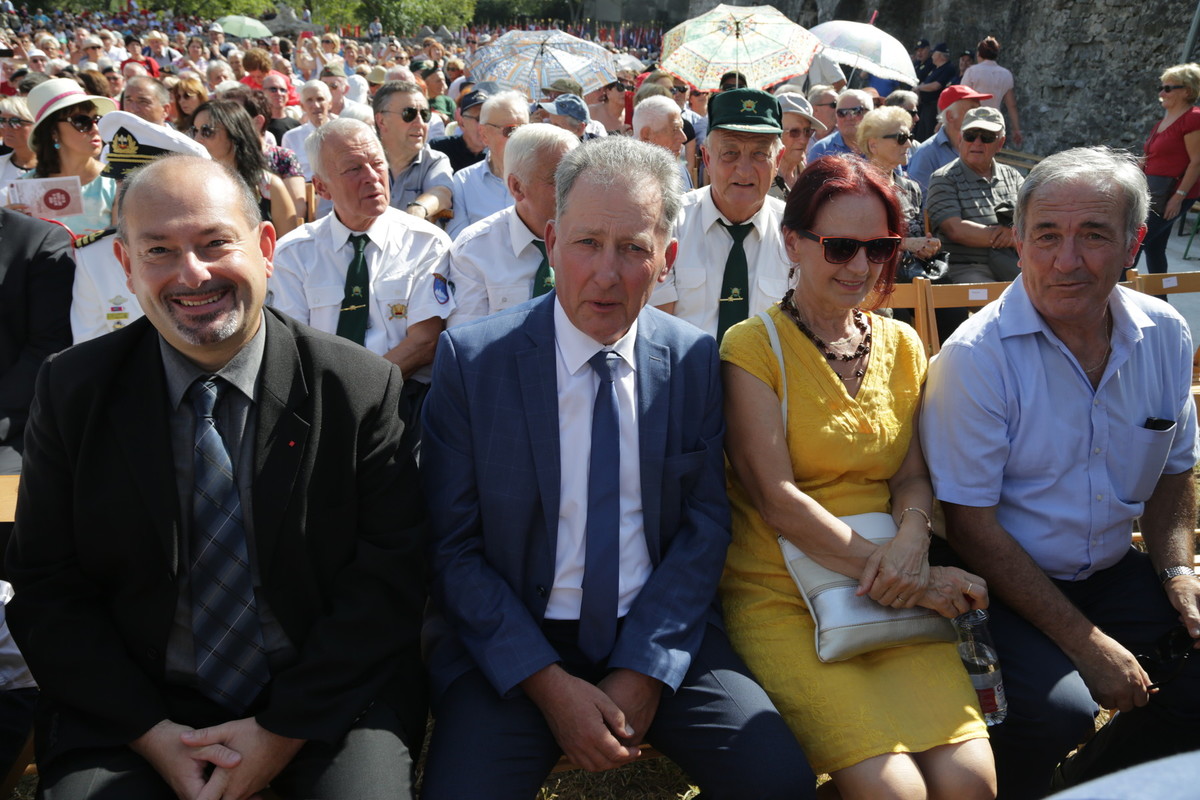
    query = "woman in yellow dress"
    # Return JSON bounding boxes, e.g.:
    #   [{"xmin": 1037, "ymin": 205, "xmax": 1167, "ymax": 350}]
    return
[{"xmin": 720, "ymin": 155, "xmax": 996, "ymax": 799}]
